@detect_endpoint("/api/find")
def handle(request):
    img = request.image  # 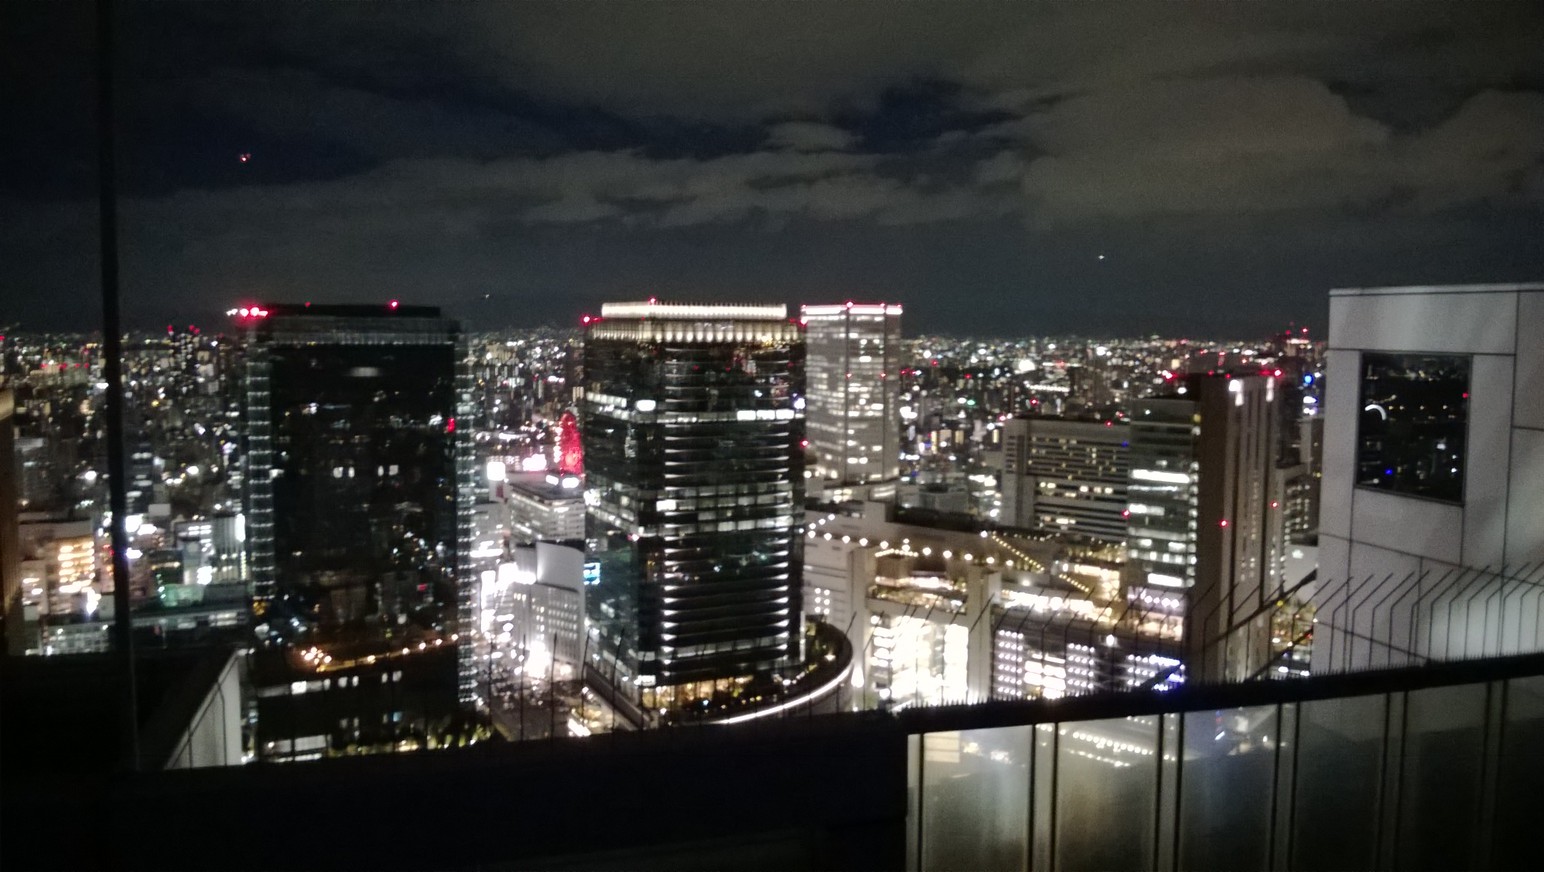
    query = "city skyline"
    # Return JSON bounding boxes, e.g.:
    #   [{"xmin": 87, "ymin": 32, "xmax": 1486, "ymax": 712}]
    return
[
  {"xmin": 7, "ymin": 1, "xmax": 1544, "ymax": 865},
  {"xmin": 4, "ymin": 1, "xmax": 1543, "ymax": 336}
]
